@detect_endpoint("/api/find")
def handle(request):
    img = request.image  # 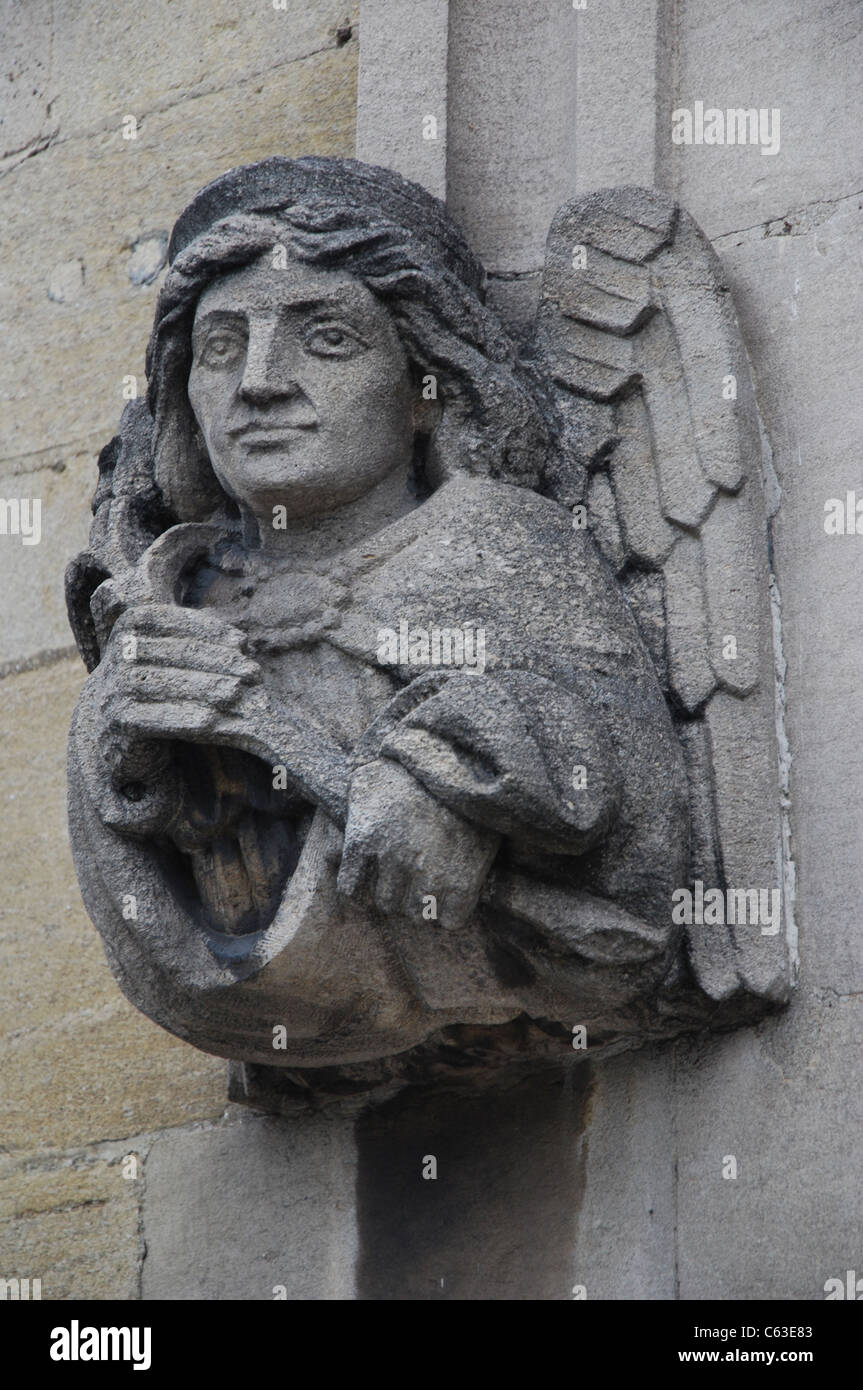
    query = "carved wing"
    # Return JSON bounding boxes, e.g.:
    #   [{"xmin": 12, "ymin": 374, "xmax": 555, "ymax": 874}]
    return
[{"xmin": 533, "ymin": 186, "xmax": 792, "ymax": 1006}]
